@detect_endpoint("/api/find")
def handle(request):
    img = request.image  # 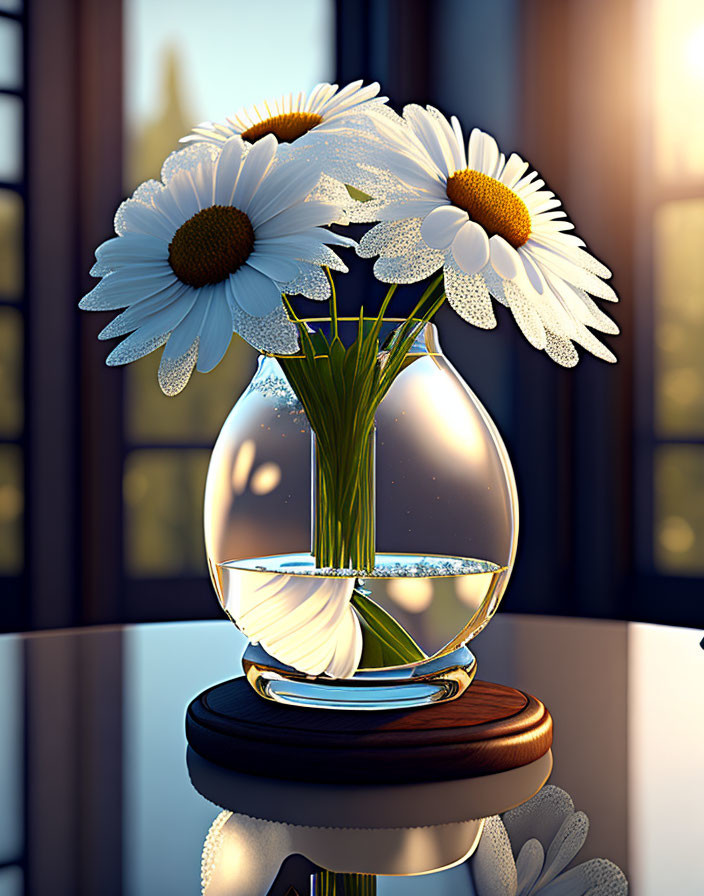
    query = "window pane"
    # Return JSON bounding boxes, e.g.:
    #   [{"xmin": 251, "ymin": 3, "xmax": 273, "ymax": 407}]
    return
[
  {"xmin": 126, "ymin": 336, "xmax": 255, "ymax": 444},
  {"xmin": 652, "ymin": 0, "xmax": 704, "ymax": 182},
  {"xmin": 0, "ymin": 308, "xmax": 22, "ymax": 437},
  {"xmin": 0, "ymin": 17, "xmax": 21, "ymax": 90},
  {"xmin": 124, "ymin": 0, "xmax": 334, "ymax": 188},
  {"xmin": 0, "ymin": 96, "xmax": 21, "ymax": 182},
  {"xmin": 655, "ymin": 445, "xmax": 704, "ymax": 574},
  {"xmin": 654, "ymin": 200, "xmax": 704, "ymax": 437},
  {"xmin": 0, "ymin": 445, "xmax": 22, "ymax": 574},
  {"xmin": 0, "ymin": 190, "xmax": 22, "ymax": 300},
  {"xmin": 124, "ymin": 449, "xmax": 209, "ymax": 576}
]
